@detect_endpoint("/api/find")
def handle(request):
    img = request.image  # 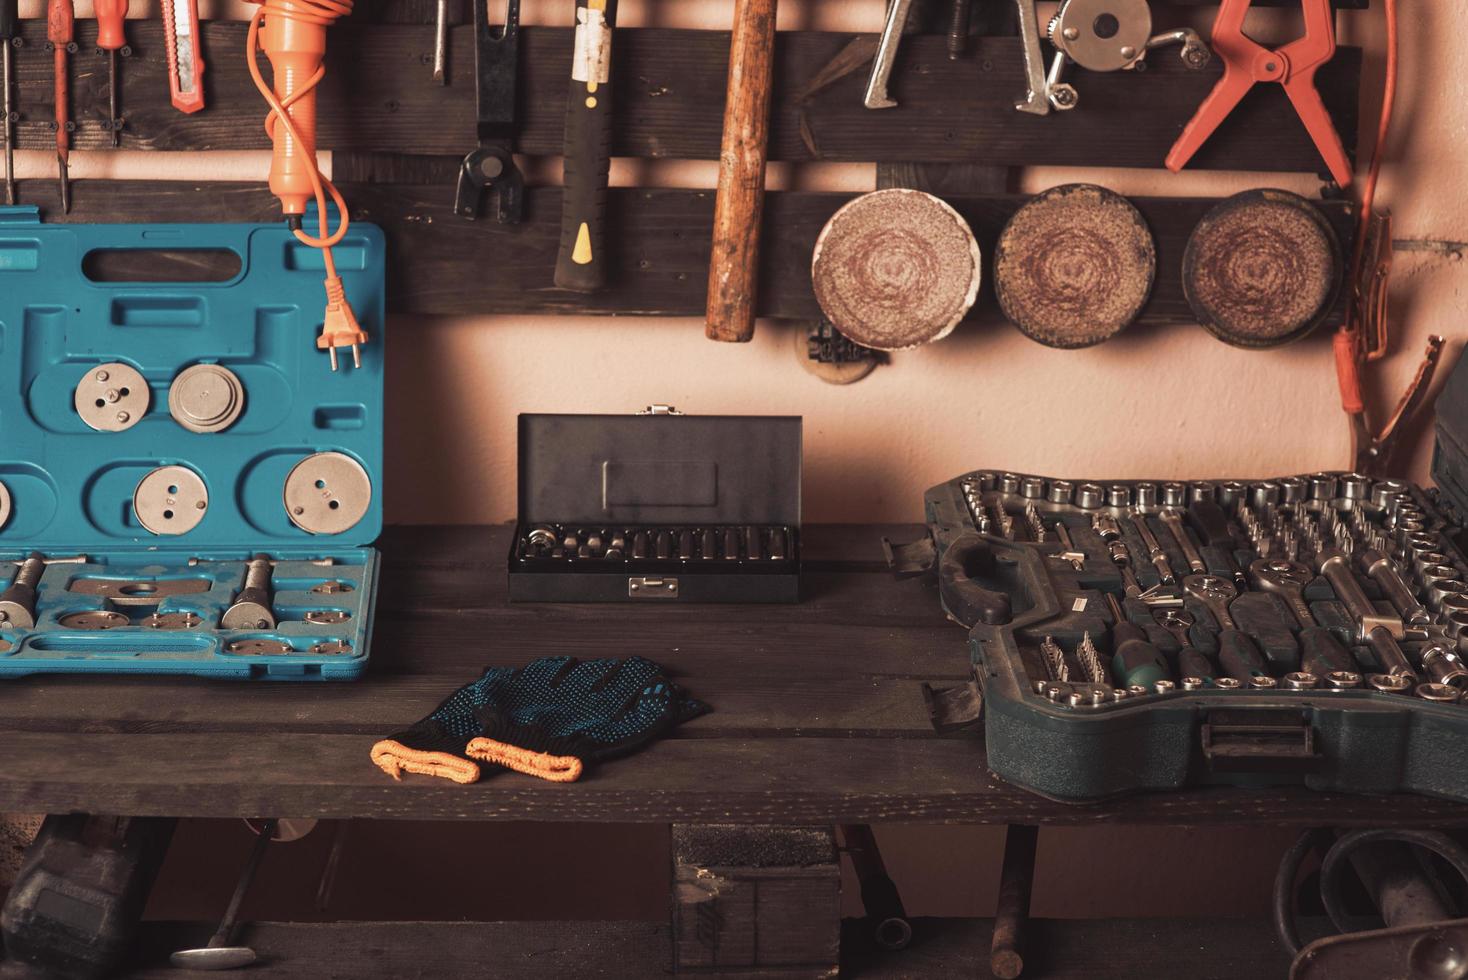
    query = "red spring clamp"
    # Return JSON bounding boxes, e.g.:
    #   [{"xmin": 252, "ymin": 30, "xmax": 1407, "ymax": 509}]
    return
[{"xmin": 1166, "ymin": 0, "xmax": 1352, "ymax": 187}]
